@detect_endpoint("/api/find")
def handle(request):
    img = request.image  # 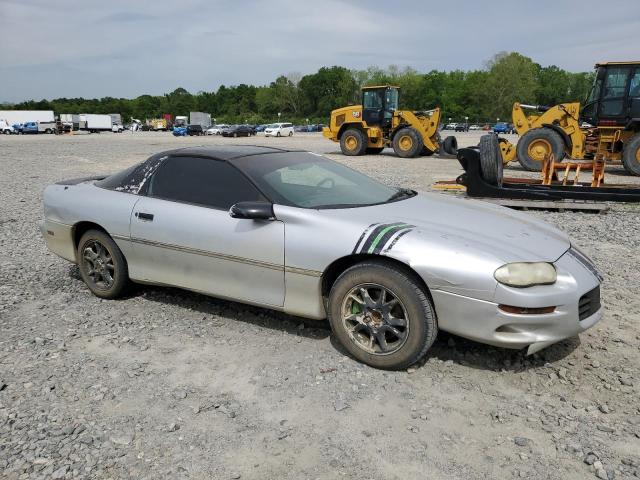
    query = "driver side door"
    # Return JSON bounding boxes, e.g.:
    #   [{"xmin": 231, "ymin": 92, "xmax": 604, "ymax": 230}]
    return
[{"xmin": 128, "ymin": 155, "xmax": 285, "ymax": 307}]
